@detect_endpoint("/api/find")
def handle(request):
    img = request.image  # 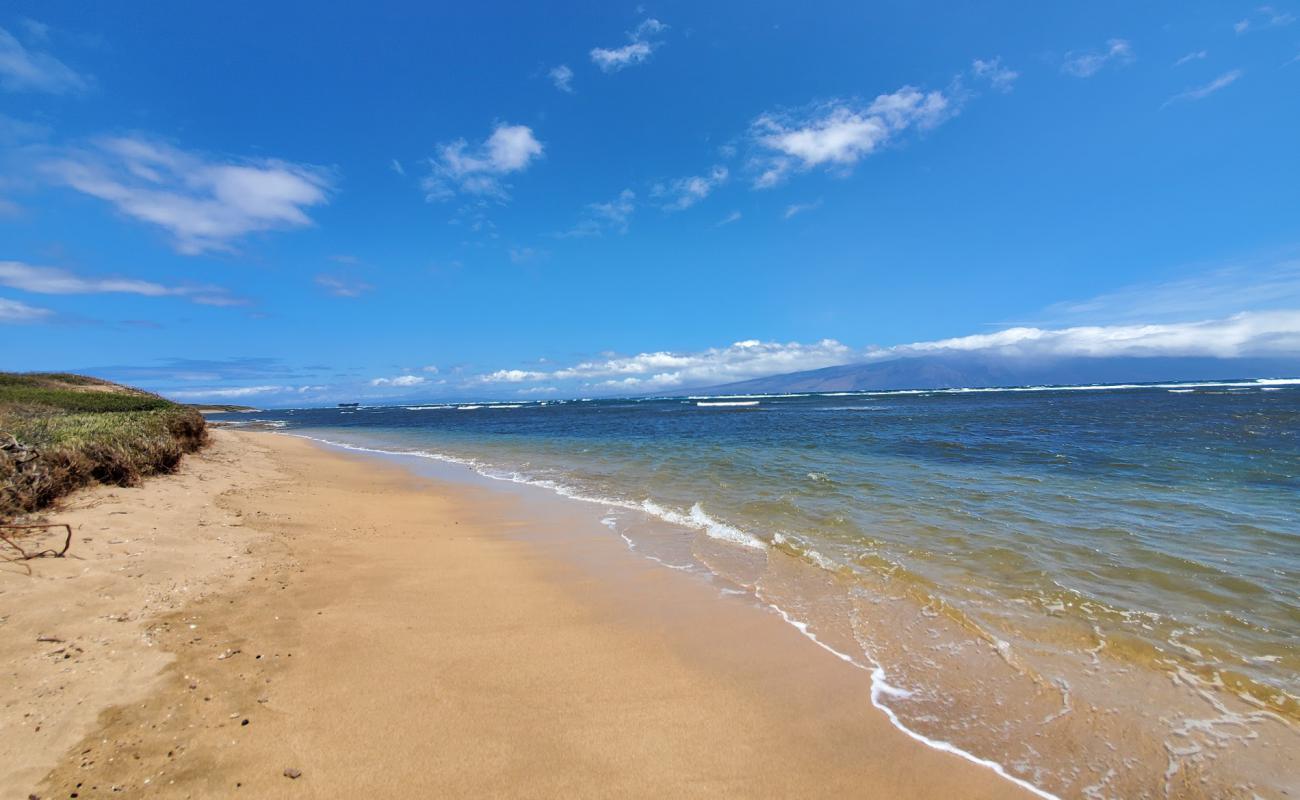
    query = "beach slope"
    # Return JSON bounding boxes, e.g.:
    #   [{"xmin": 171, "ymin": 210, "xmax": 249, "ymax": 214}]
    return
[{"xmin": 6, "ymin": 430, "xmax": 1031, "ymax": 798}]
